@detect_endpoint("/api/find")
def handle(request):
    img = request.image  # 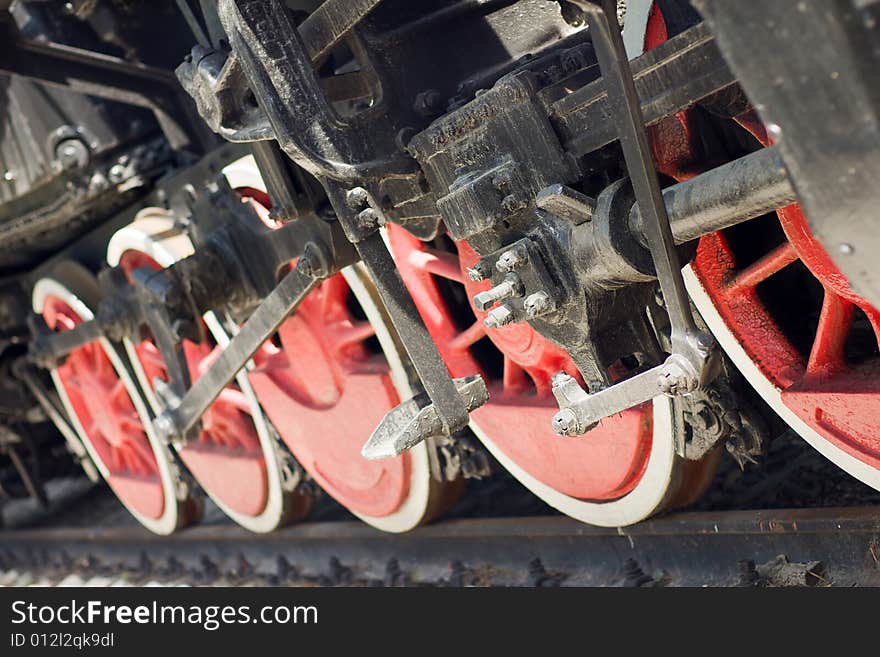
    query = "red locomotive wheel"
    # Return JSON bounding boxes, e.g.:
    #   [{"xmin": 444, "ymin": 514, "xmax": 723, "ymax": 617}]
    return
[
  {"xmin": 247, "ymin": 272, "xmax": 413, "ymax": 518},
  {"xmin": 32, "ymin": 262, "xmax": 198, "ymax": 534},
  {"xmin": 106, "ymin": 212, "xmax": 310, "ymax": 532},
  {"xmin": 224, "ymin": 165, "xmax": 458, "ymax": 532},
  {"xmin": 387, "ymin": 226, "xmax": 712, "ymax": 526},
  {"xmin": 686, "ymin": 118, "xmax": 880, "ymax": 490}
]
